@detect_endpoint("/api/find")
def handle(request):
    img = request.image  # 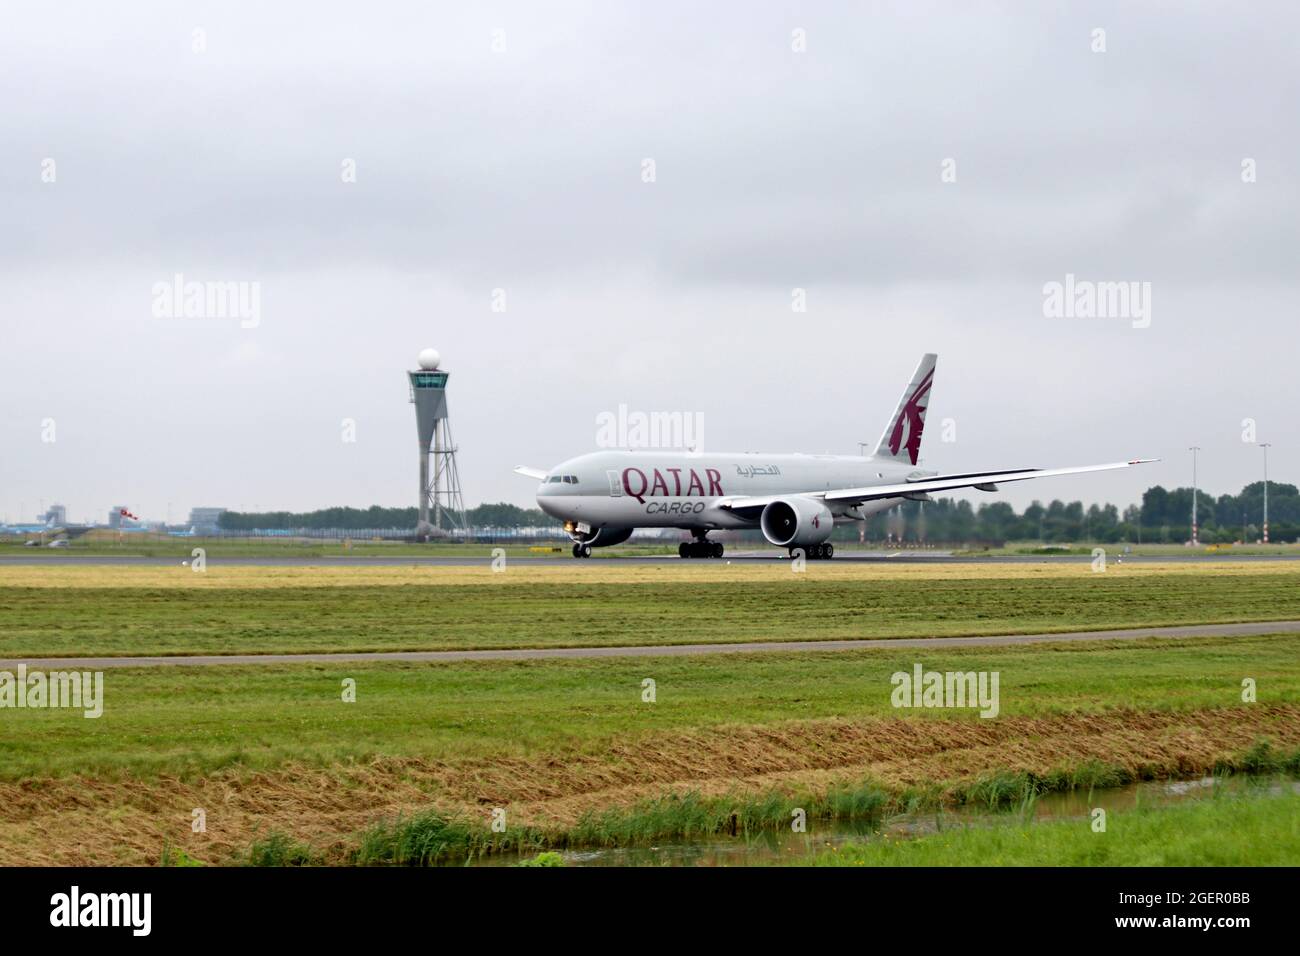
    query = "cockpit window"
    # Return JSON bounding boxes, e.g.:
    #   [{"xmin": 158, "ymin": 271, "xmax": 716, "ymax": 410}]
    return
[
  {"xmin": 563, "ymin": 475, "xmax": 577, "ymax": 484},
  {"xmin": 548, "ymin": 476, "xmax": 562, "ymax": 483}
]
